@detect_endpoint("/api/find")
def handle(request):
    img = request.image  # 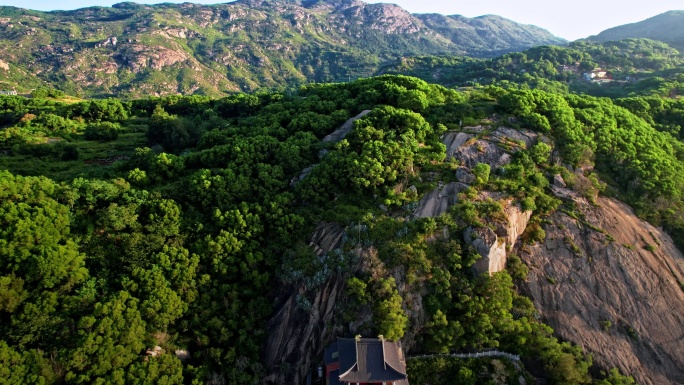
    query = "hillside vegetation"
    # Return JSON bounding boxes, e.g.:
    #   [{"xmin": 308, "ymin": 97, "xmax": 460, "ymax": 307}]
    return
[
  {"xmin": 2, "ymin": 74, "xmax": 684, "ymax": 384},
  {"xmin": 381, "ymin": 38, "xmax": 684, "ymax": 97},
  {"xmin": 588, "ymin": 10, "xmax": 684, "ymax": 51}
]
